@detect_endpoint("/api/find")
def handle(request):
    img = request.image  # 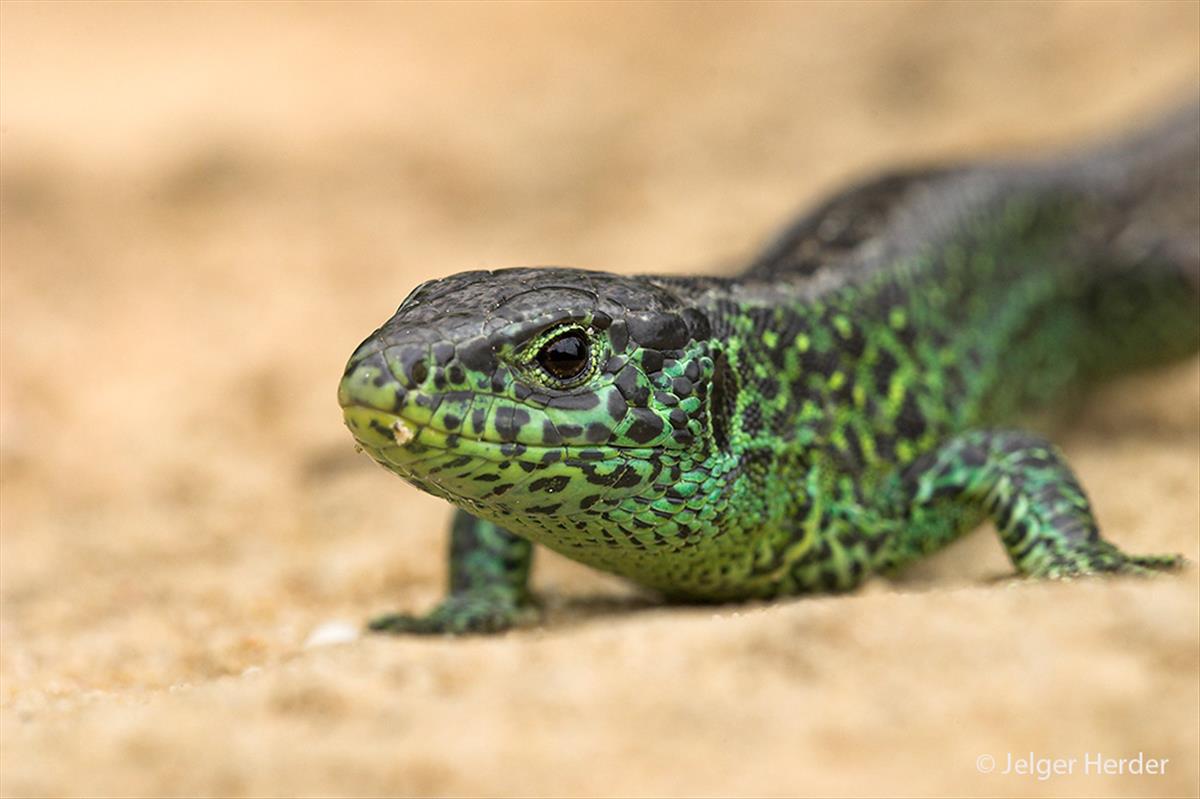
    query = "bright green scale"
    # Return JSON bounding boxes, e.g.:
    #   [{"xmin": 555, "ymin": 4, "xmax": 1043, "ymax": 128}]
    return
[{"xmin": 339, "ymin": 105, "xmax": 1199, "ymax": 633}]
